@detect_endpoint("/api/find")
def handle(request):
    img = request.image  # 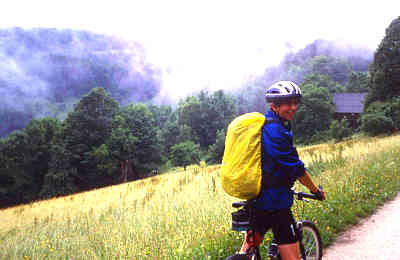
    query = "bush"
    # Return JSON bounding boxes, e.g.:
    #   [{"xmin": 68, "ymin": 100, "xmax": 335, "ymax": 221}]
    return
[
  {"xmin": 329, "ymin": 118, "xmax": 353, "ymax": 142},
  {"xmin": 361, "ymin": 113, "xmax": 394, "ymax": 136},
  {"xmin": 307, "ymin": 130, "xmax": 332, "ymax": 145},
  {"xmin": 170, "ymin": 141, "xmax": 201, "ymax": 169},
  {"xmin": 361, "ymin": 101, "xmax": 396, "ymax": 136}
]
